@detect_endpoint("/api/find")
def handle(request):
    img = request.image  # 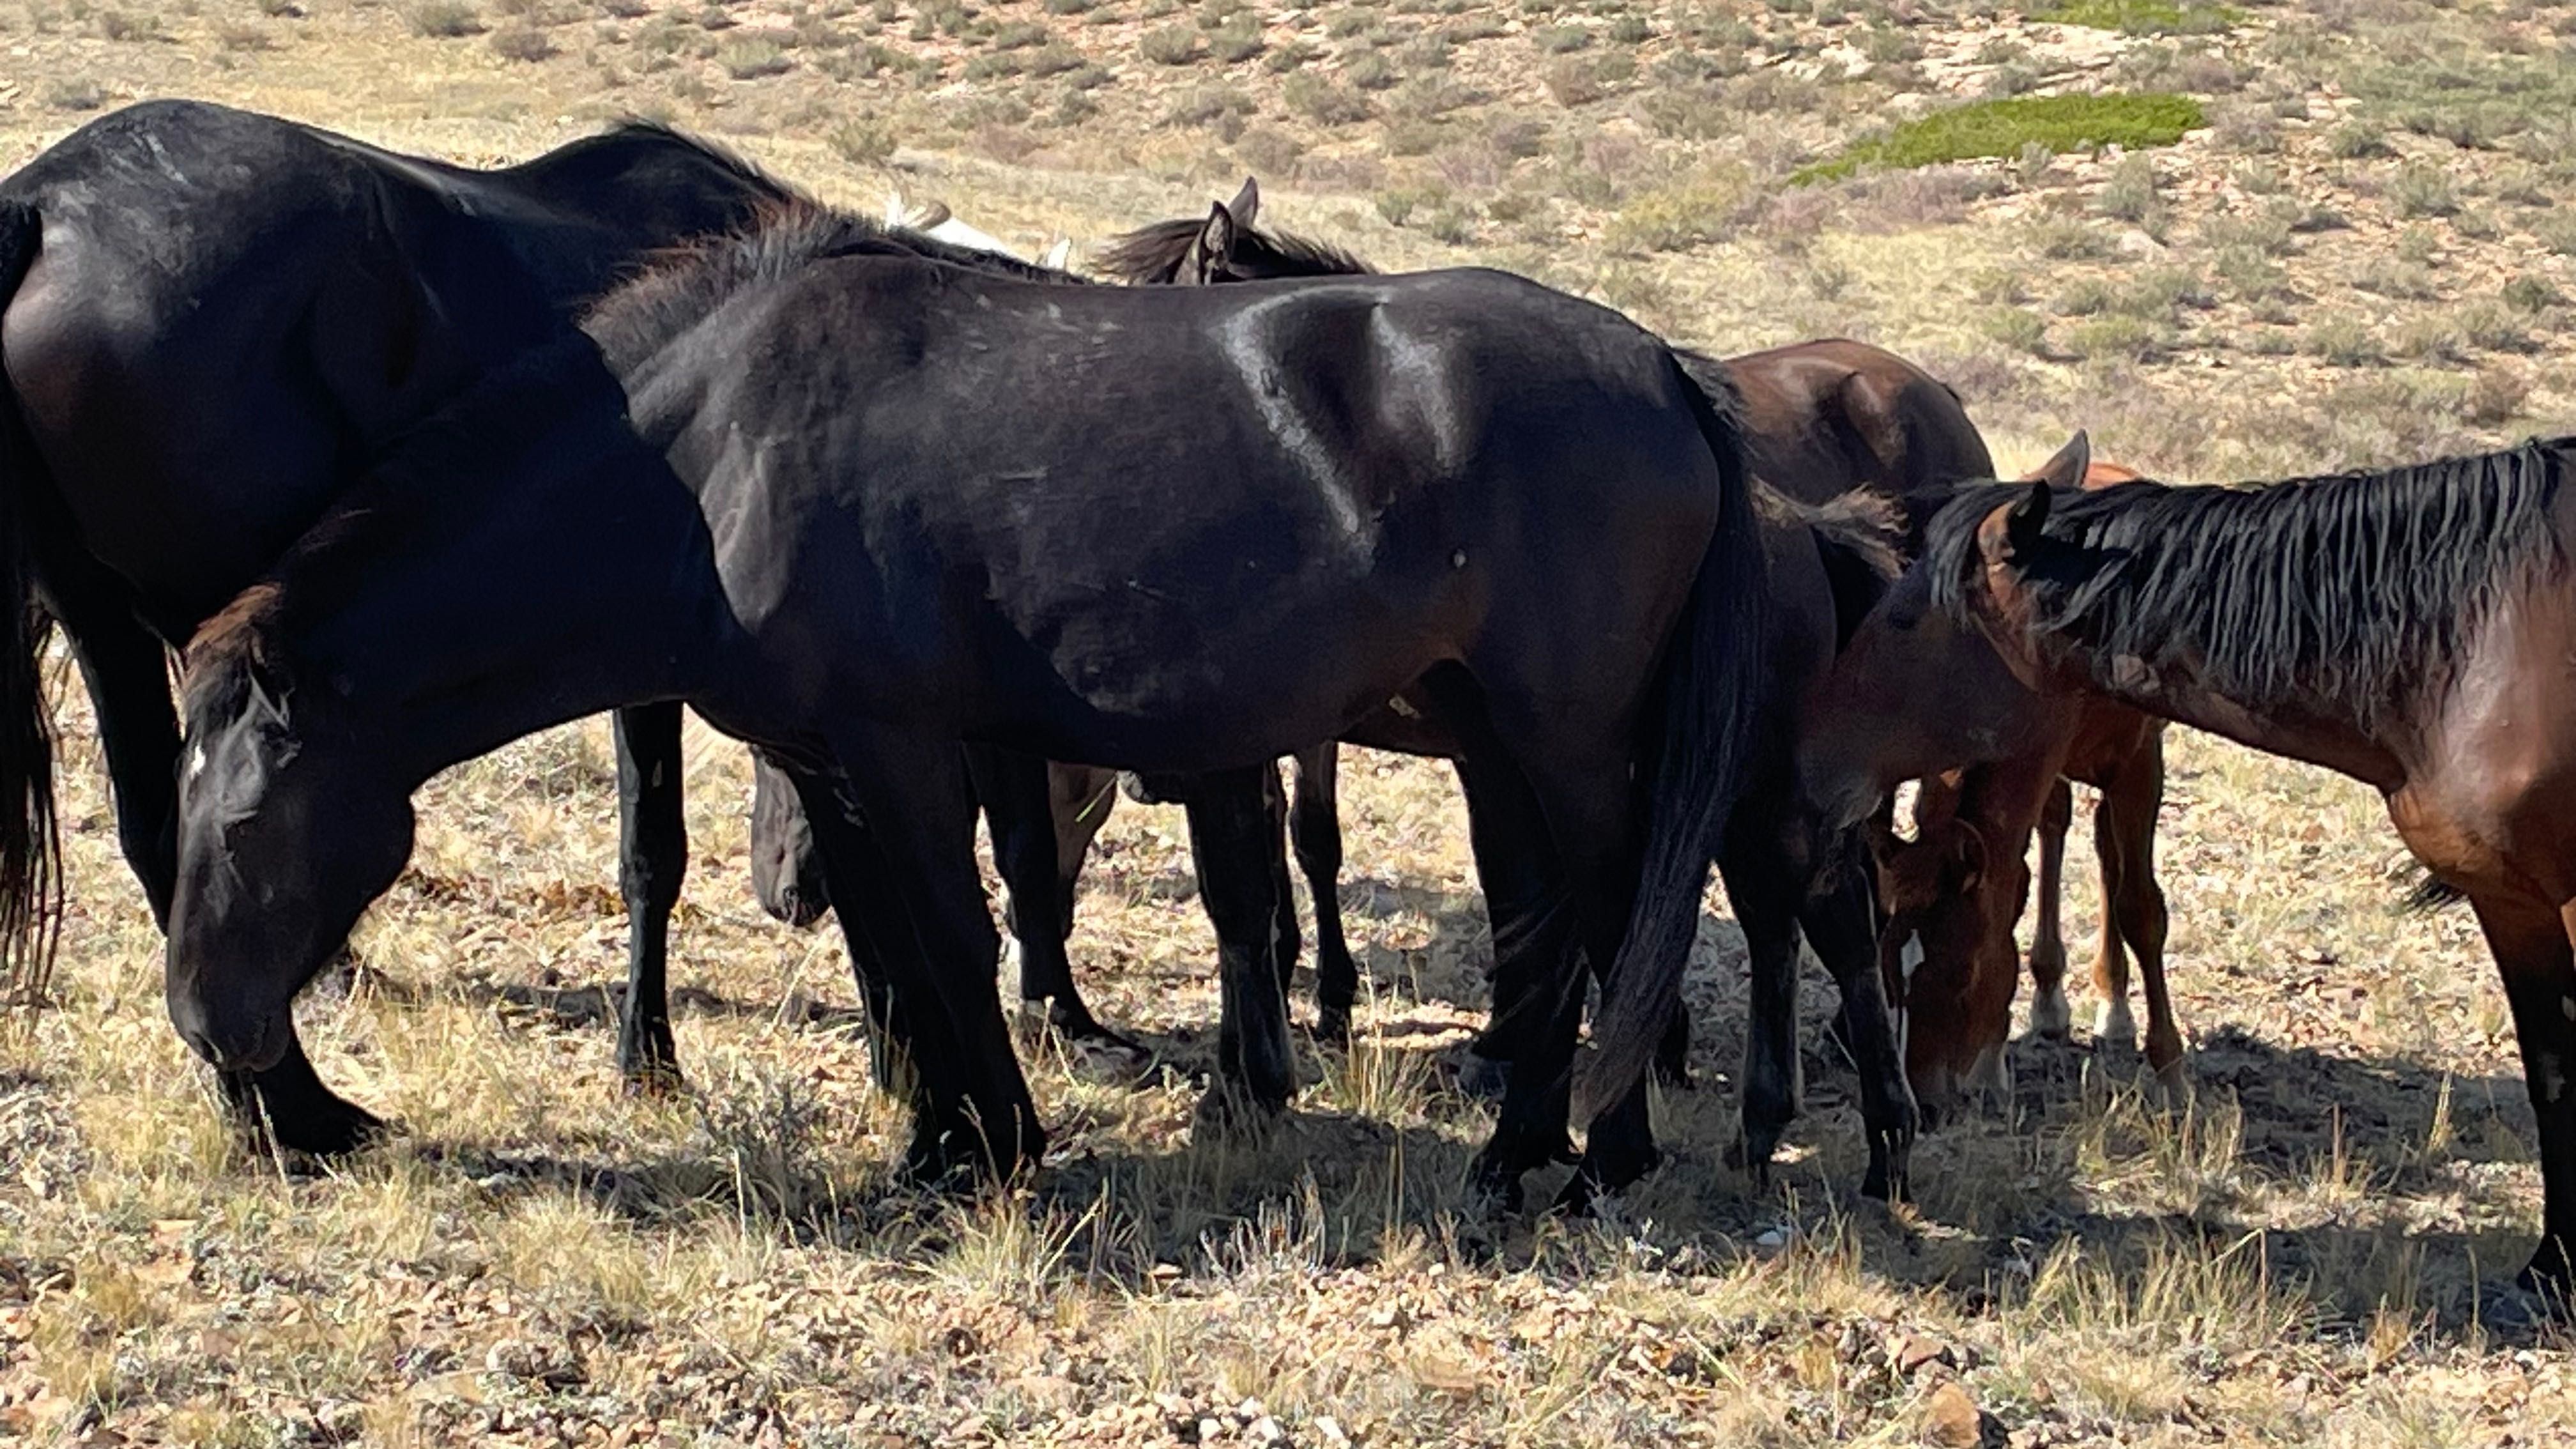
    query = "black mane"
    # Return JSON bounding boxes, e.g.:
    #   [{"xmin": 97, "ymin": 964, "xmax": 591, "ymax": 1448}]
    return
[
  {"xmin": 1093, "ymin": 215, "xmax": 1376, "ymax": 284},
  {"xmin": 1925, "ymin": 438, "xmax": 2575, "ymax": 724},
  {"xmin": 586, "ymin": 199, "xmax": 1088, "ymax": 374}
]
